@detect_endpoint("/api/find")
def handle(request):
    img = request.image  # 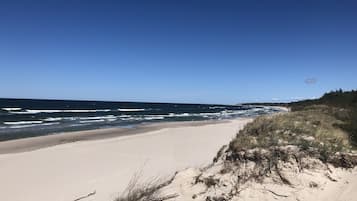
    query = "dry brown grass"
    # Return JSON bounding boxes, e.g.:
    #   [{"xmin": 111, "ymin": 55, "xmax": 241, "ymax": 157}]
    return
[
  {"xmin": 228, "ymin": 110, "xmax": 351, "ymax": 163},
  {"xmin": 114, "ymin": 173, "xmax": 177, "ymax": 201}
]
